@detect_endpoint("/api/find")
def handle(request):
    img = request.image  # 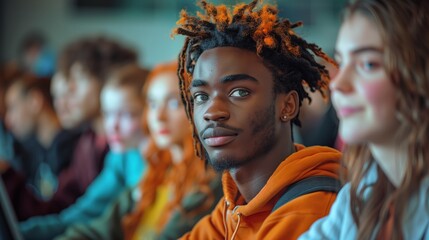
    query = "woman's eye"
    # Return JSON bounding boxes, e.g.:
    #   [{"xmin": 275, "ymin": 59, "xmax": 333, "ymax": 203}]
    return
[
  {"xmin": 357, "ymin": 58, "xmax": 382, "ymax": 73},
  {"xmin": 363, "ymin": 62, "xmax": 378, "ymax": 71},
  {"xmin": 167, "ymin": 99, "xmax": 180, "ymax": 109},
  {"xmin": 230, "ymin": 89, "xmax": 250, "ymax": 98},
  {"xmin": 148, "ymin": 100, "xmax": 157, "ymax": 109}
]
